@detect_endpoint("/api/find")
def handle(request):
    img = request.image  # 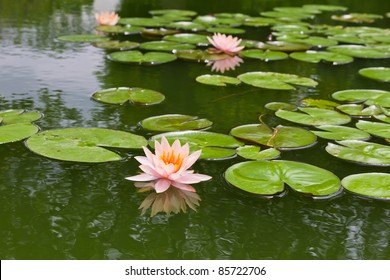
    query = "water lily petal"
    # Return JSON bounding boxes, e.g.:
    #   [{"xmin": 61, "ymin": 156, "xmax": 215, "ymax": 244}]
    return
[
  {"xmin": 155, "ymin": 178, "xmax": 172, "ymax": 193},
  {"xmin": 171, "ymin": 181, "xmax": 196, "ymax": 192},
  {"xmin": 125, "ymin": 173, "xmax": 157, "ymax": 181},
  {"xmin": 173, "ymin": 172, "xmax": 212, "ymax": 184}
]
